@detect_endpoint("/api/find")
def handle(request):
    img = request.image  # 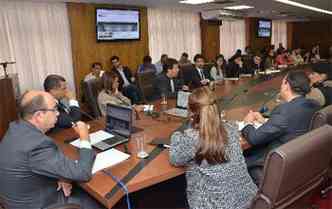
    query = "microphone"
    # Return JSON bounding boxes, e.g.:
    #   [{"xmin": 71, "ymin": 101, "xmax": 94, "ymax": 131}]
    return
[
  {"xmin": 0, "ymin": 61, "xmax": 16, "ymax": 77},
  {"xmin": 0, "ymin": 61, "xmax": 16, "ymax": 65}
]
